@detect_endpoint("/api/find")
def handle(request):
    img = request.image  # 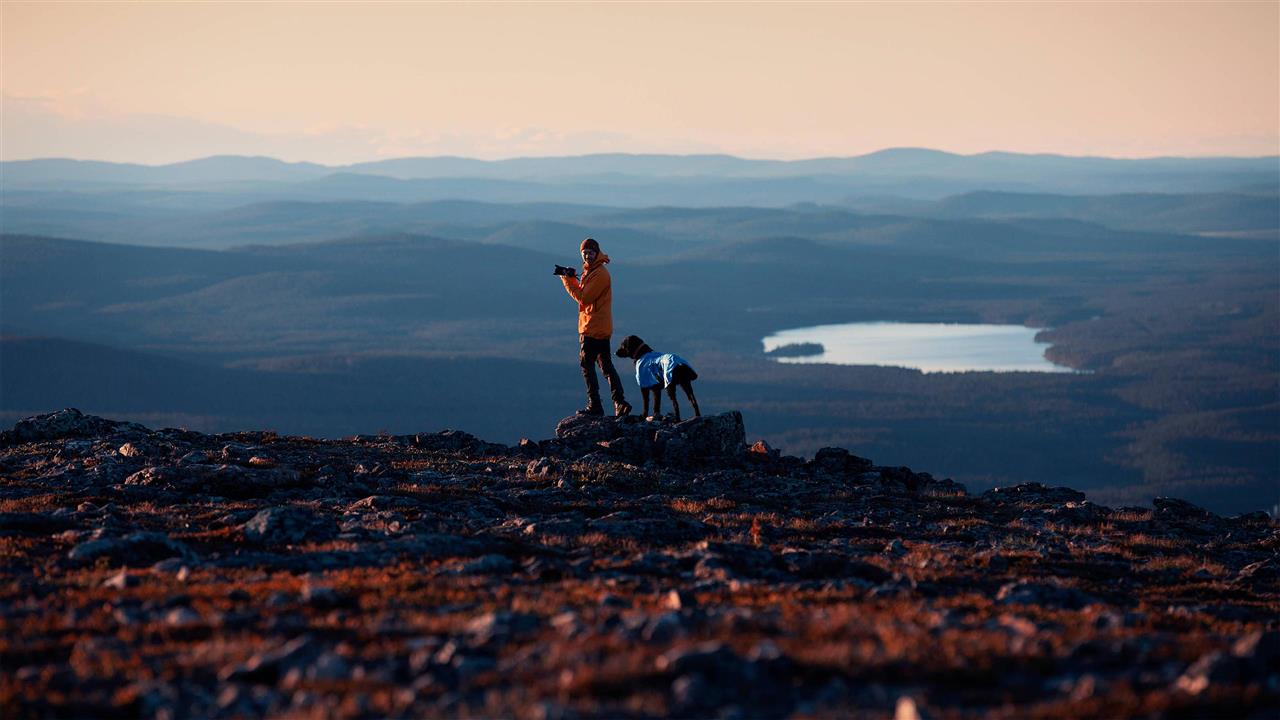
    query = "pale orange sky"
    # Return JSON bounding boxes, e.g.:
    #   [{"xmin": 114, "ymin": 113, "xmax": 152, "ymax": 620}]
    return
[{"xmin": 2, "ymin": 1, "xmax": 1277, "ymax": 163}]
